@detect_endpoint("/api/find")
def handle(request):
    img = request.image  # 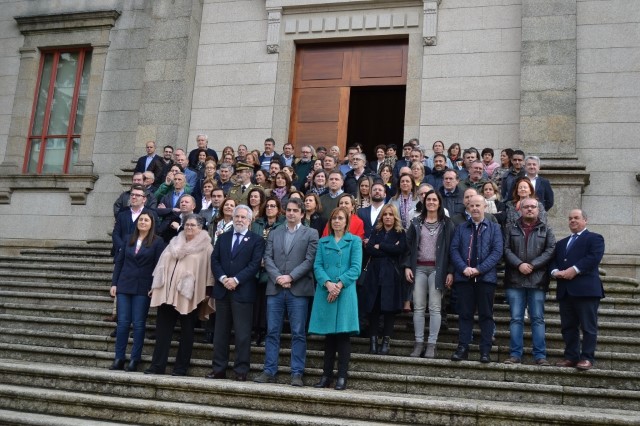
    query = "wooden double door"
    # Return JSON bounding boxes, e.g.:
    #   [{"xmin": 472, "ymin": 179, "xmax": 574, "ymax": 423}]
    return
[{"xmin": 288, "ymin": 39, "xmax": 408, "ymax": 155}]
